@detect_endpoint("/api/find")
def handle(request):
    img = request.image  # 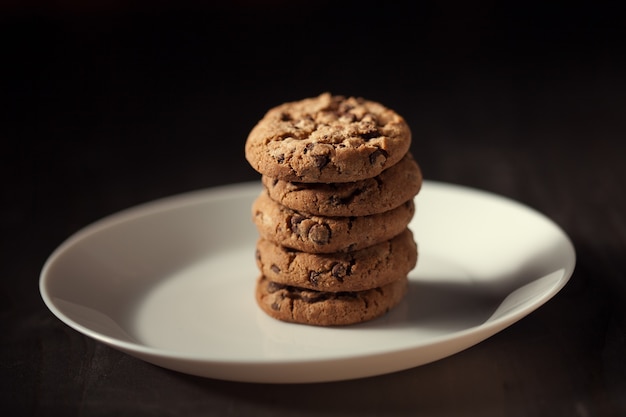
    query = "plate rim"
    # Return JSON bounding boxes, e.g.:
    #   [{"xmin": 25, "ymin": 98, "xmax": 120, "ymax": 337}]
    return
[{"xmin": 39, "ymin": 180, "xmax": 576, "ymax": 382}]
